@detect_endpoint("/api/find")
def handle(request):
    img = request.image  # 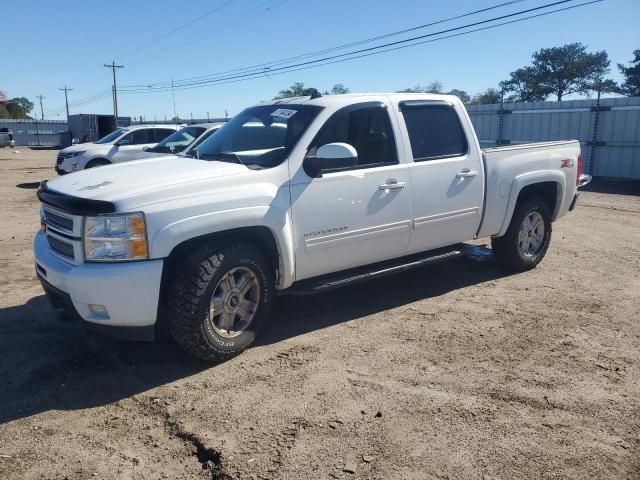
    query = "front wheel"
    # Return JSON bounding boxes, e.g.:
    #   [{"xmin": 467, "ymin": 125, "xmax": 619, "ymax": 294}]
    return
[
  {"xmin": 491, "ymin": 196, "xmax": 552, "ymax": 271},
  {"xmin": 166, "ymin": 242, "xmax": 275, "ymax": 362}
]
